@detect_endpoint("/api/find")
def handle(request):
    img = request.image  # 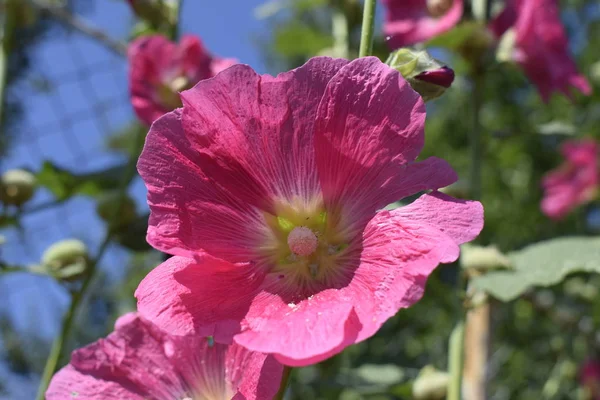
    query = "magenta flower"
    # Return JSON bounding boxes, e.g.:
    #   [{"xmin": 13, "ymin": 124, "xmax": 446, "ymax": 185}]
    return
[
  {"xmin": 383, "ymin": 0, "xmax": 464, "ymax": 48},
  {"xmin": 128, "ymin": 34, "xmax": 236, "ymax": 125},
  {"xmin": 541, "ymin": 139, "xmax": 599, "ymax": 220},
  {"xmin": 46, "ymin": 313, "xmax": 283, "ymax": 400},
  {"xmin": 135, "ymin": 57, "xmax": 483, "ymax": 366},
  {"xmin": 581, "ymin": 360, "xmax": 600, "ymax": 400},
  {"xmin": 491, "ymin": 0, "xmax": 591, "ymax": 101}
]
